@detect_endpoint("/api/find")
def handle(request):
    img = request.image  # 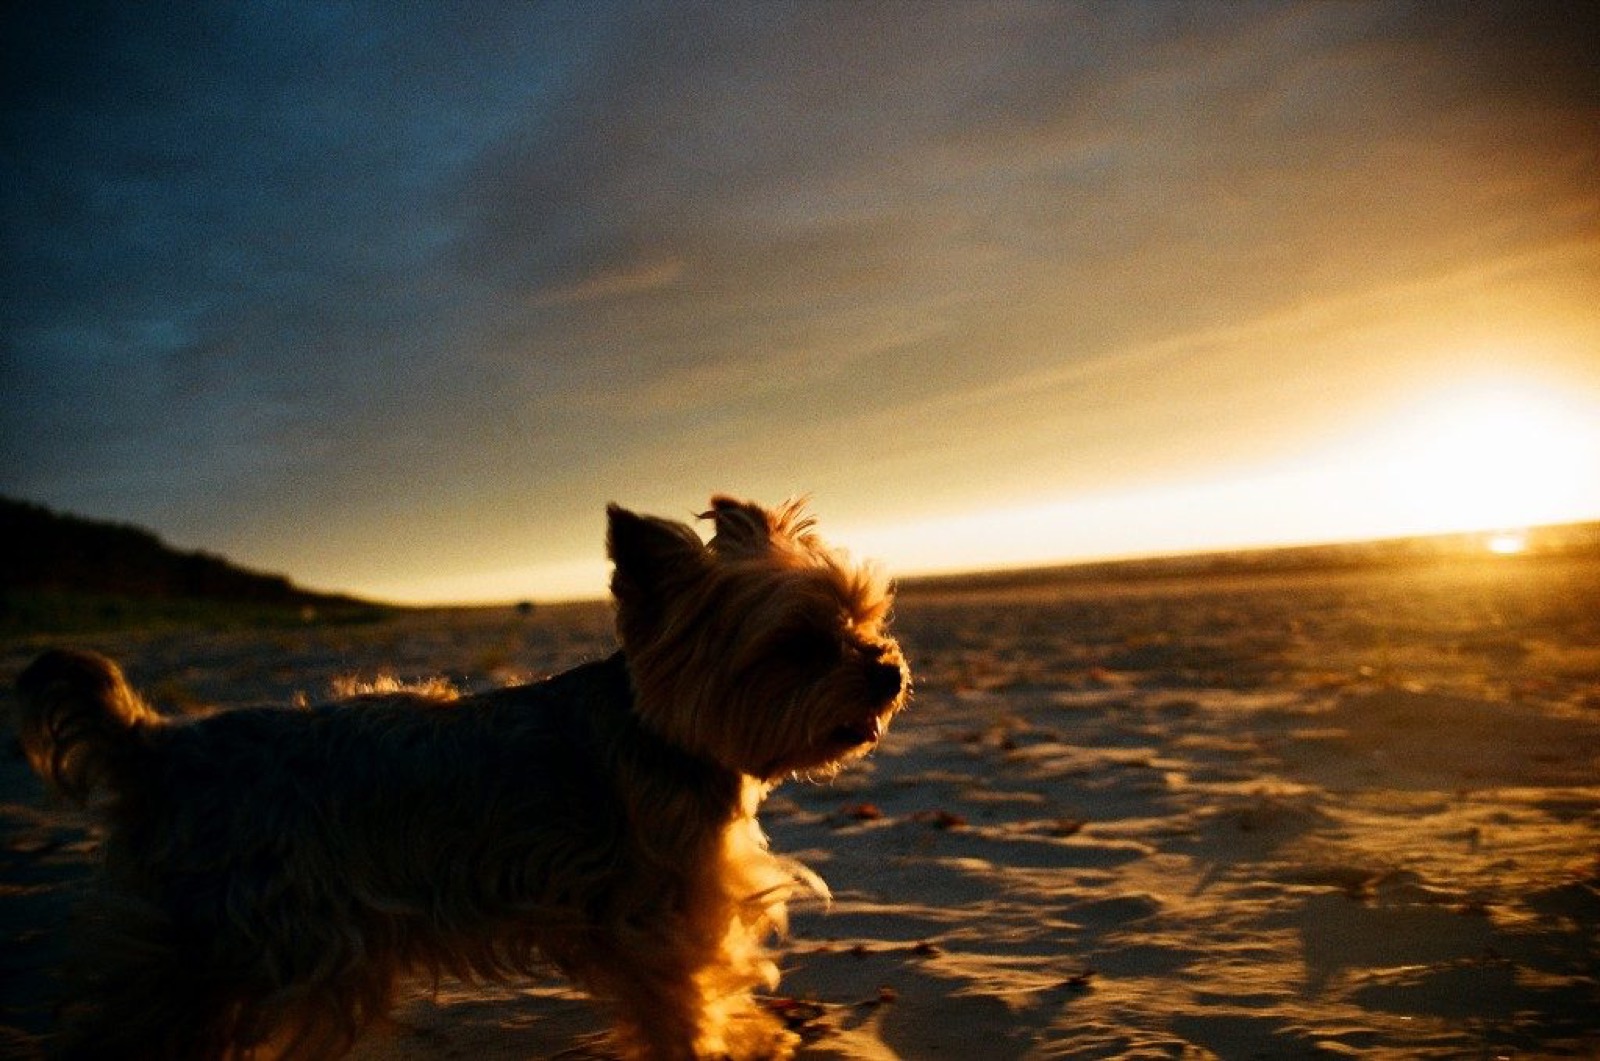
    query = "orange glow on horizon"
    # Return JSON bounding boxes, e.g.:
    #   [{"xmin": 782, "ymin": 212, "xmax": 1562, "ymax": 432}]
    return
[
  {"xmin": 367, "ymin": 372, "xmax": 1600, "ymax": 604},
  {"xmin": 838, "ymin": 374, "xmax": 1600, "ymax": 582},
  {"xmin": 1365, "ymin": 379, "xmax": 1600, "ymax": 535}
]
